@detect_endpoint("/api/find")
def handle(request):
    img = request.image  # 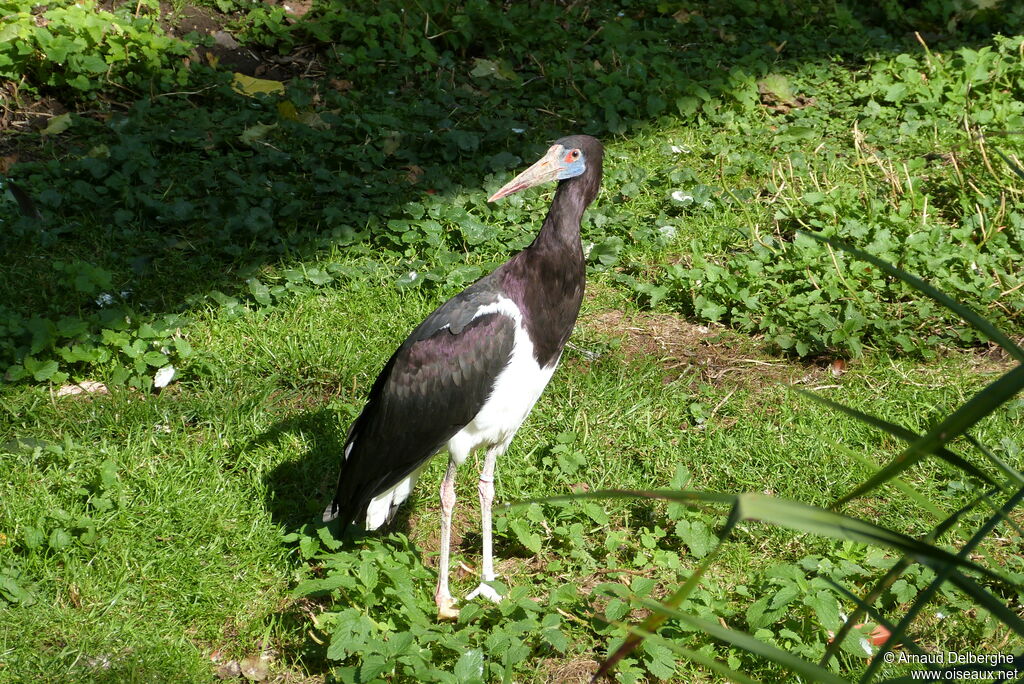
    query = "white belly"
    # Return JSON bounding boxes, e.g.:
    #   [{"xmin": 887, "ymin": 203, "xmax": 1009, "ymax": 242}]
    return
[
  {"xmin": 446, "ymin": 301, "xmax": 557, "ymax": 465},
  {"xmin": 363, "ymin": 296, "xmax": 560, "ymax": 530}
]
